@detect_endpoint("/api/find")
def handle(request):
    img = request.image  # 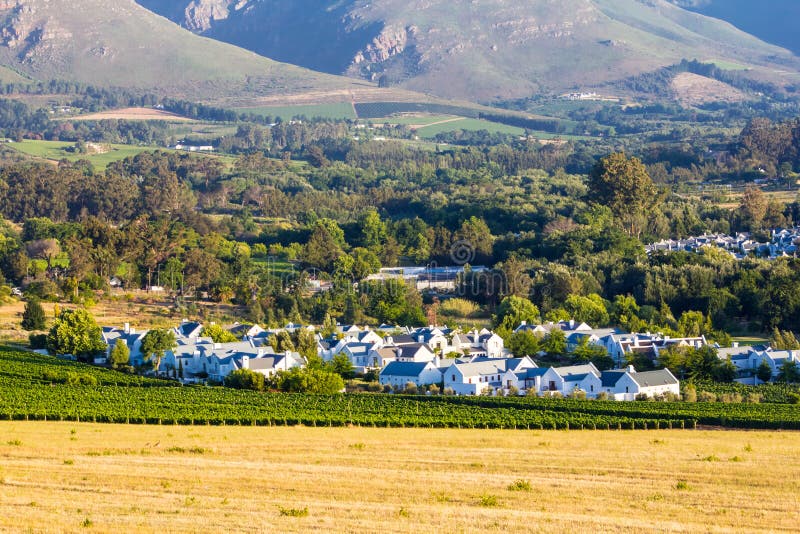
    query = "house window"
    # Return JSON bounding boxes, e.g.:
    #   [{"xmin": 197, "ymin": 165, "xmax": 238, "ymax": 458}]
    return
[
  {"xmin": 626, "ymin": 386, "xmax": 629, "ymax": 393},
  {"xmin": 549, "ymin": 381, "xmax": 556, "ymax": 391},
  {"xmin": 452, "ymin": 374, "xmax": 456, "ymax": 381},
  {"xmin": 590, "ymin": 385, "xmax": 594, "ymax": 392}
]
